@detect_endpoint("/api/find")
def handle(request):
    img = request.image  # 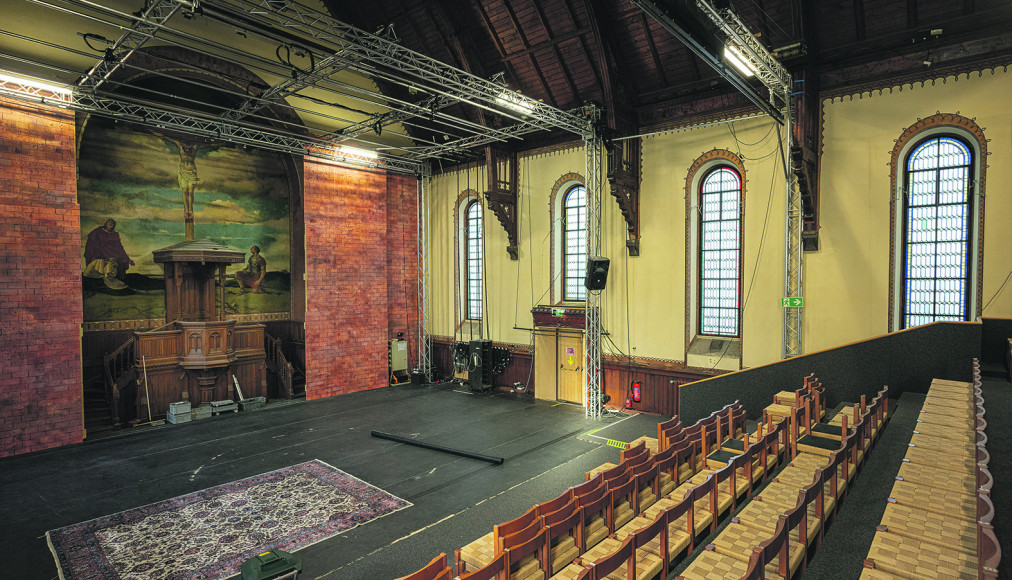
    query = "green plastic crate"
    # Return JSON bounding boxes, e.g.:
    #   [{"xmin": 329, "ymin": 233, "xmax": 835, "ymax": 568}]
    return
[{"xmin": 240, "ymin": 549, "xmax": 302, "ymax": 580}]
